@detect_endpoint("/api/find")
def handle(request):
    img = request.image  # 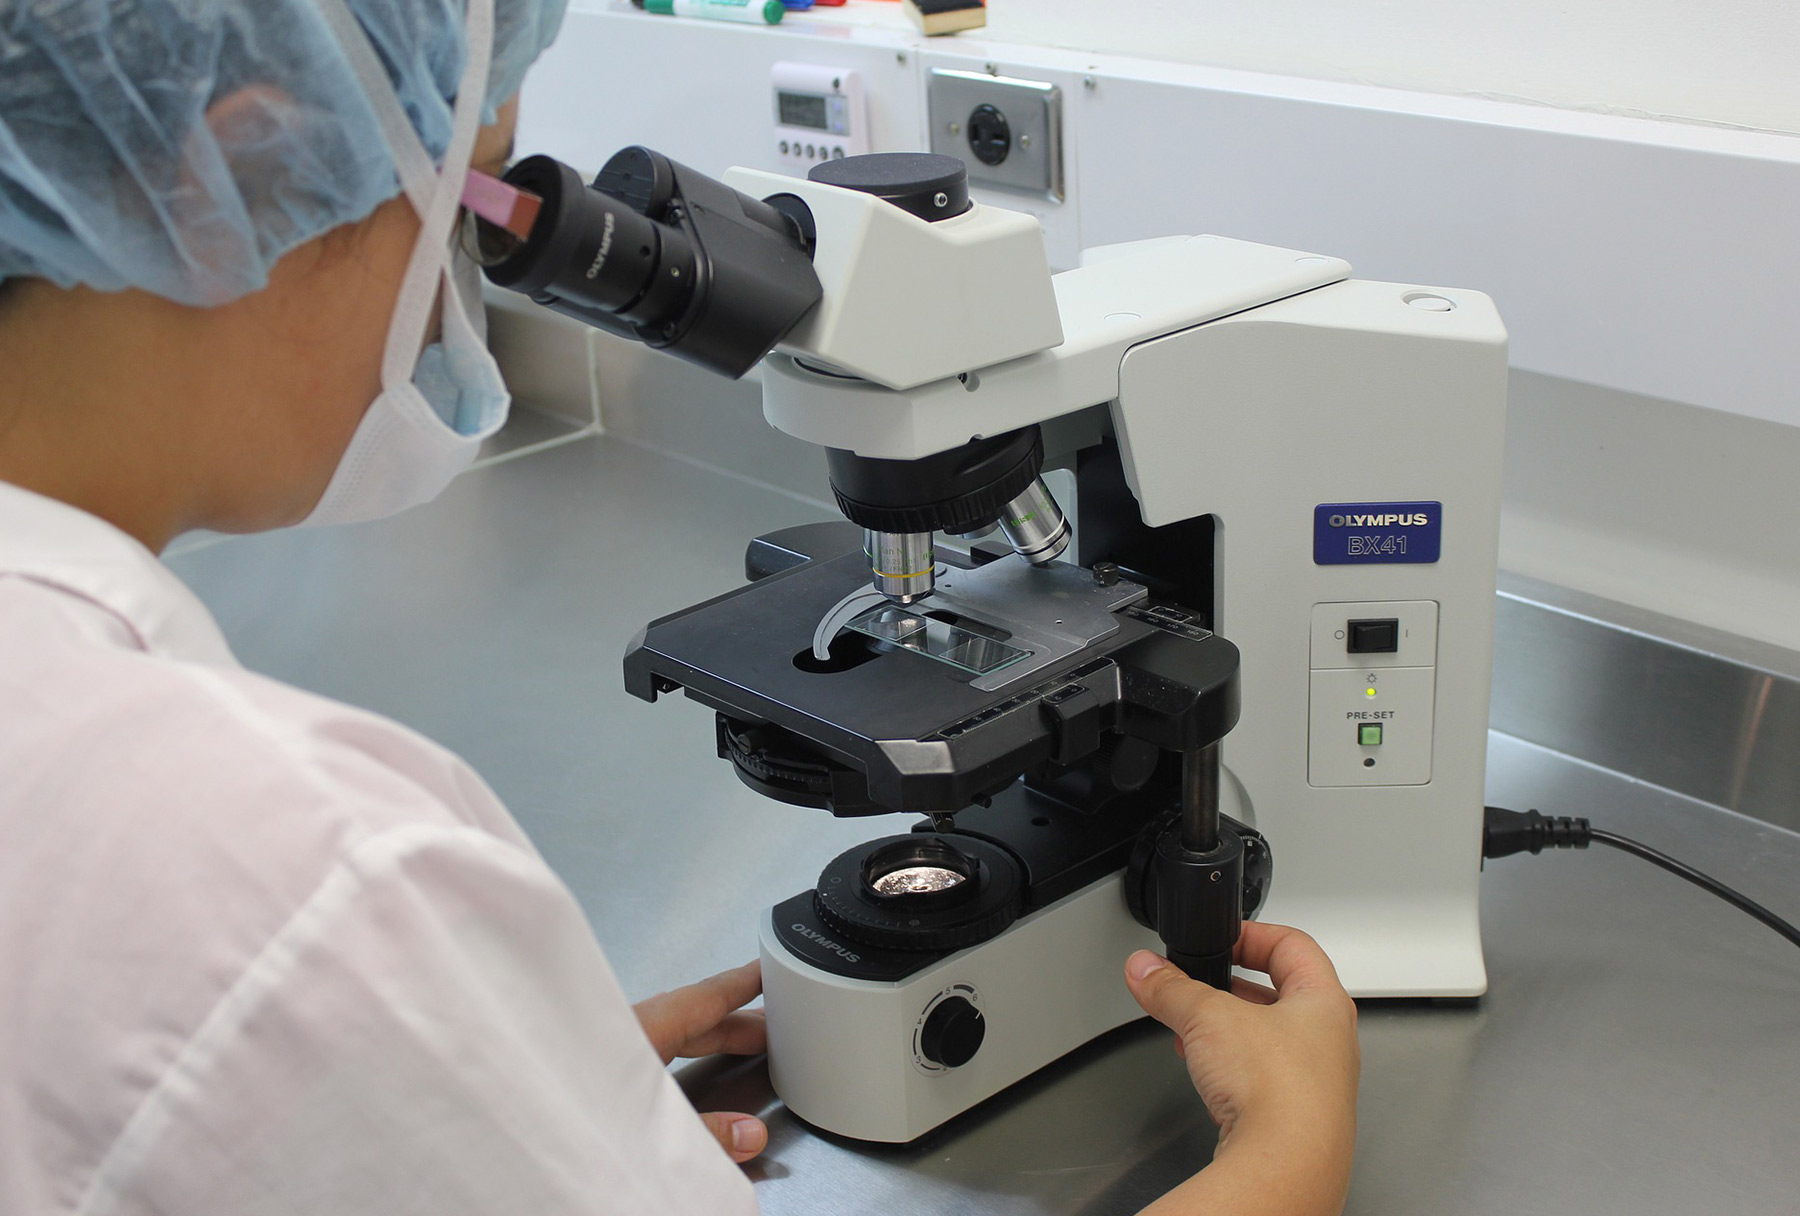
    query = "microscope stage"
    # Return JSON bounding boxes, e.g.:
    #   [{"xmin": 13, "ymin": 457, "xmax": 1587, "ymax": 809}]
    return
[{"xmin": 624, "ymin": 539, "xmax": 1239, "ymax": 816}]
